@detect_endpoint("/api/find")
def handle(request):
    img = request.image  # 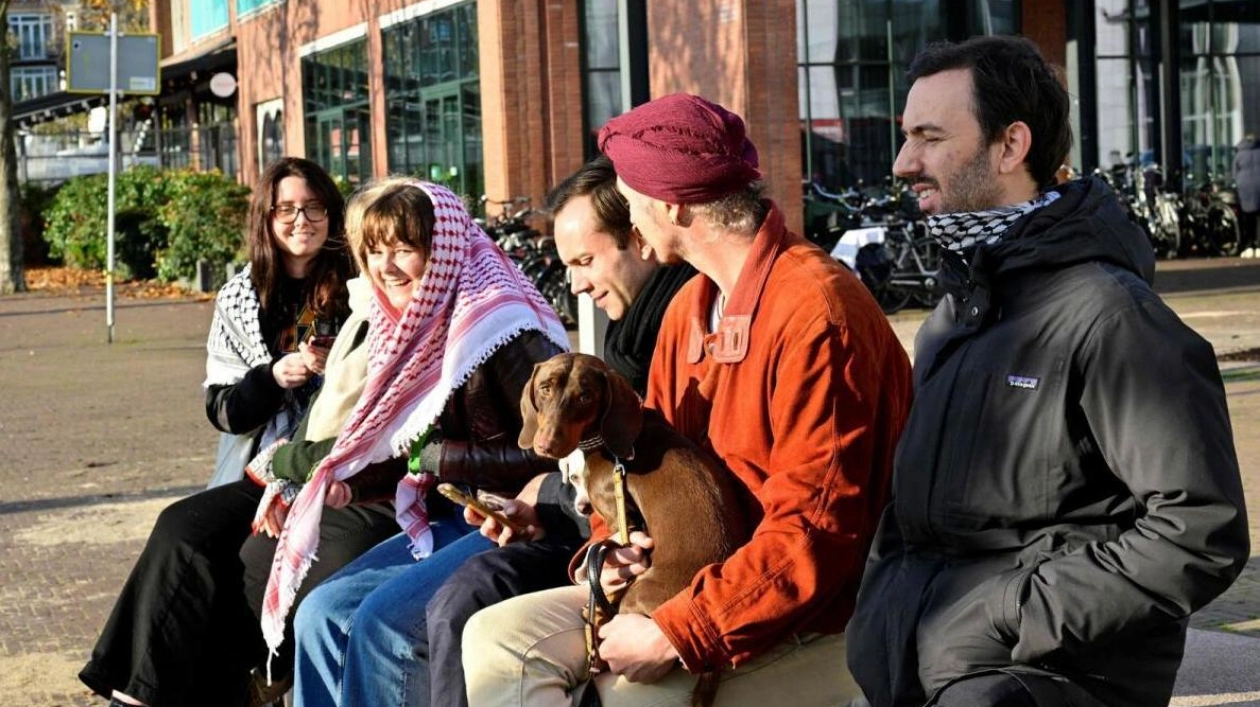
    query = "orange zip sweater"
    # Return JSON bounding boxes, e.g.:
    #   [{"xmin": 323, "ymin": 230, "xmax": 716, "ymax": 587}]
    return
[{"xmin": 643, "ymin": 202, "xmax": 913, "ymax": 672}]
